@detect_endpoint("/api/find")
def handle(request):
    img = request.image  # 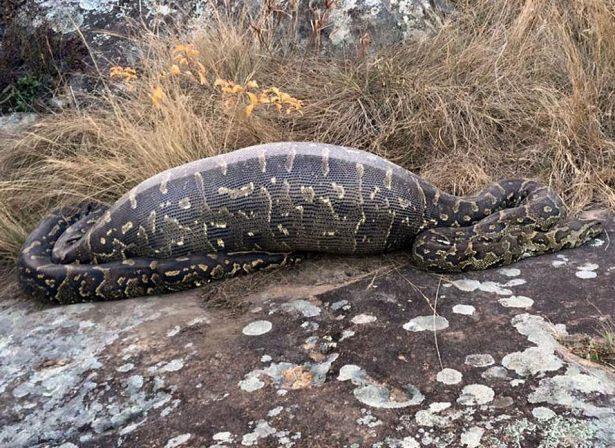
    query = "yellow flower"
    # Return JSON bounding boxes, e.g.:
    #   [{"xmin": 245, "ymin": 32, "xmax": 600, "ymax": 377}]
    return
[
  {"xmin": 170, "ymin": 64, "xmax": 181, "ymax": 76},
  {"xmin": 109, "ymin": 66, "xmax": 123, "ymax": 78},
  {"xmin": 196, "ymin": 62, "xmax": 208, "ymax": 85},
  {"xmin": 110, "ymin": 66, "xmax": 137, "ymax": 82},
  {"xmin": 244, "ymin": 92, "xmax": 259, "ymax": 117},
  {"xmin": 151, "ymin": 85, "xmax": 165, "ymax": 108},
  {"xmin": 175, "ymin": 56, "xmax": 189, "ymax": 66}
]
